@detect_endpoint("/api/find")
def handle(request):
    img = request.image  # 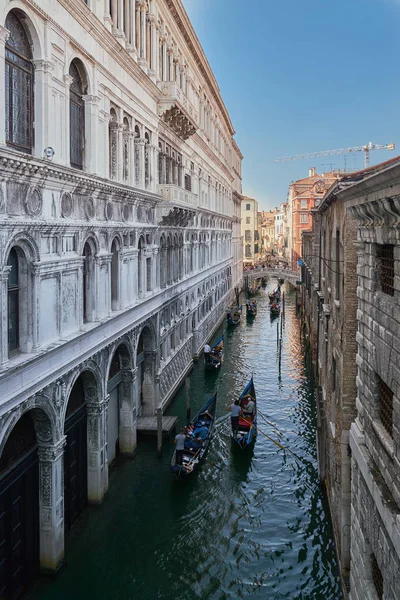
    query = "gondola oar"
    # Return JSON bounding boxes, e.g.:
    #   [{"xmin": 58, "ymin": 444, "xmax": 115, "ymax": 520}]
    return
[{"xmin": 241, "ymin": 417, "xmax": 286, "ymax": 451}]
